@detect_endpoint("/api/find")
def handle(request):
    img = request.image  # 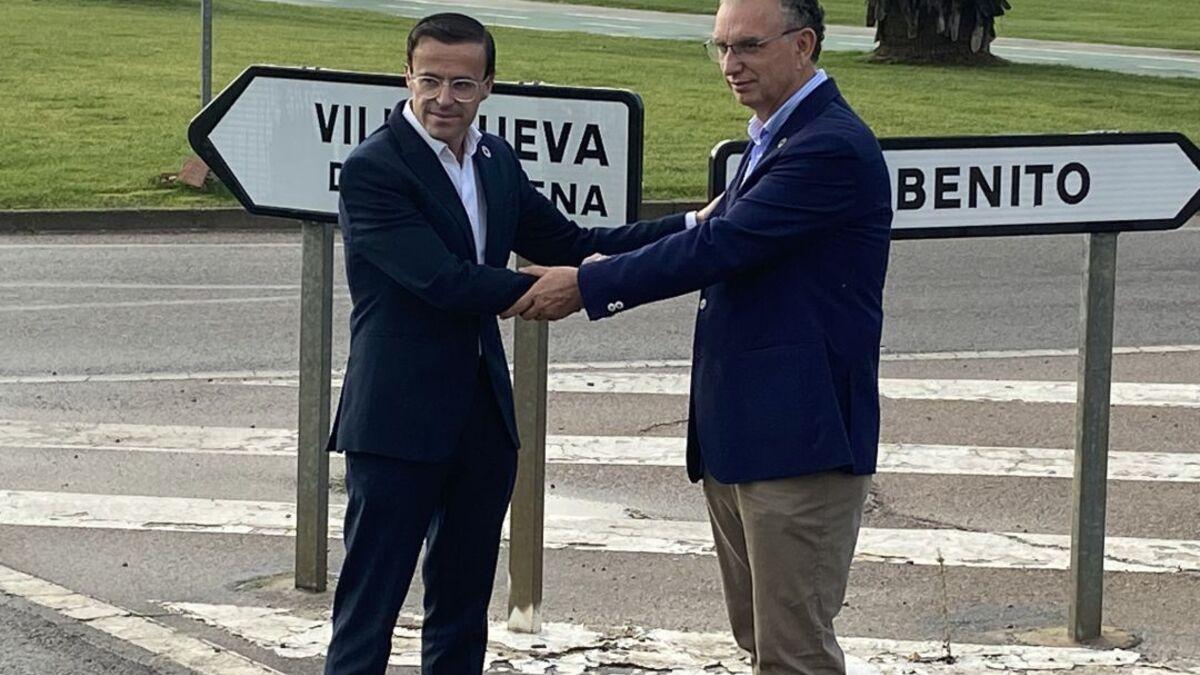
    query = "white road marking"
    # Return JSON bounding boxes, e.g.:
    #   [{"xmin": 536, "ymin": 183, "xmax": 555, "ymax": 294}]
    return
[
  {"xmin": 994, "ymin": 44, "xmax": 1200, "ymax": 65},
  {"xmin": 0, "ymin": 296, "xmax": 299, "ymax": 312},
  {"xmin": 4, "ymin": 344, "xmax": 1200, "ymax": 385},
  {"xmin": 883, "ymin": 378, "xmax": 1200, "ymax": 407},
  {"xmin": 3, "ymin": 420, "xmax": 1199, "ymax": 483},
  {"xmin": 880, "ymin": 344, "xmax": 1200, "ymax": 361},
  {"xmin": 0, "ymin": 370, "xmax": 298, "ymax": 386},
  {"xmin": 564, "ymin": 10, "xmax": 674, "ymax": 24},
  {"xmin": 1013, "ymin": 54, "xmax": 1067, "ymax": 62},
  {"xmin": 3, "ymin": 490, "xmax": 1198, "ymax": 573},
  {"xmin": 541, "ymin": 373, "xmax": 1200, "ymax": 407},
  {"xmin": 0, "ymin": 564, "xmax": 280, "ymax": 675},
  {"xmin": 213, "ymin": 365, "xmax": 1200, "ymax": 407},
  {"xmin": 579, "ymin": 20, "xmax": 639, "ymax": 31},
  {"xmin": 232, "ymin": 372, "xmax": 1200, "ymax": 408},
  {"xmin": 0, "ymin": 420, "xmax": 299, "ymax": 456},
  {"xmin": 473, "ymin": 11, "xmax": 529, "ymax": 20},
  {"xmin": 163, "ymin": 601, "xmax": 1182, "ymax": 674}
]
